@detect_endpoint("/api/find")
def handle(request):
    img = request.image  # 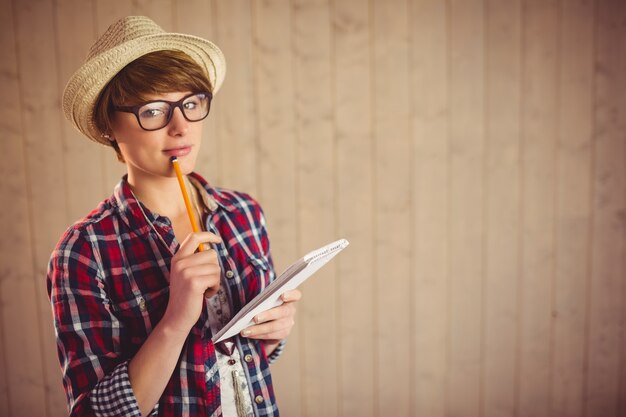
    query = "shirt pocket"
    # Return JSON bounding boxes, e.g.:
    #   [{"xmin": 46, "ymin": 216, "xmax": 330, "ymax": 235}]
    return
[
  {"xmin": 248, "ymin": 255, "xmax": 270, "ymax": 273},
  {"xmin": 243, "ymin": 255, "xmax": 273, "ymax": 301},
  {"xmin": 111, "ymin": 287, "xmax": 169, "ymax": 350}
]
